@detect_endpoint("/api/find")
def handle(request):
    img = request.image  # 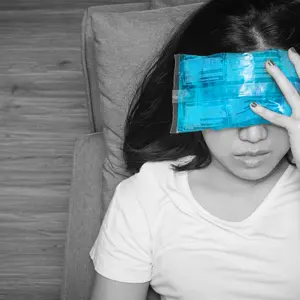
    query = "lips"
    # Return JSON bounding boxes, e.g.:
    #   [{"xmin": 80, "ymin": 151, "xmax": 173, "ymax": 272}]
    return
[
  {"xmin": 234, "ymin": 152, "xmax": 271, "ymax": 167},
  {"xmin": 235, "ymin": 151, "xmax": 270, "ymax": 157}
]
